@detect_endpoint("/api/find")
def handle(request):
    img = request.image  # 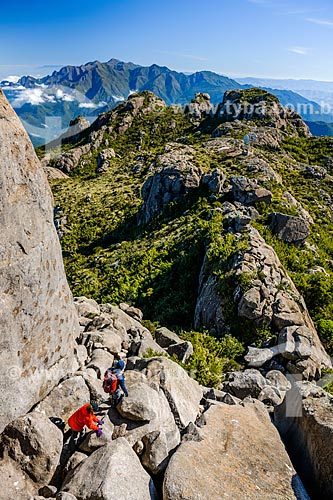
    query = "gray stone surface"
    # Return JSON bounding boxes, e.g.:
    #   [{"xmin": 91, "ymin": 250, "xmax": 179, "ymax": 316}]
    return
[
  {"xmin": 0, "ymin": 89, "xmax": 79, "ymax": 432},
  {"xmin": 163, "ymin": 404, "xmax": 309, "ymax": 500},
  {"xmin": 230, "ymin": 175, "xmax": 272, "ymax": 206},
  {"xmin": 167, "ymin": 341, "xmax": 193, "ymax": 363},
  {"xmin": 0, "ymin": 412, "xmax": 63, "ymax": 499},
  {"xmin": 33, "ymin": 375, "xmax": 90, "ymax": 423},
  {"xmin": 139, "ymin": 143, "xmax": 202, "ymax": 224},
  {"xmin": 86, "ymin": 349, "xmax": 114, "ymax": 379},
  {"xmin": 275, "ymin": 382, "xmax": 333, "ymax": 500},
  {"xmin": 74, "ymin": 296, "xmax": 100, "ymax": 319},
  {"xmin": 62, "ymin": 438, "xmax": 158, "ymax": 499},
  {"xmin": 270, "ymin": 212, "xmax": 310, "ymax": 245},
  {"xmin": 129, "ymin": 357, "xmax": 202, "ymax": 428},
  {"xmin": 155, "ymin": 327, "xmax": 182, "ymax": 348},
  {"xmin": 117, "ymin": 382, "xmax": 161, "ymax": 421},
  {"xmin": 222, "ymin": 369, "xmax": 267, "ymax": 400}
]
